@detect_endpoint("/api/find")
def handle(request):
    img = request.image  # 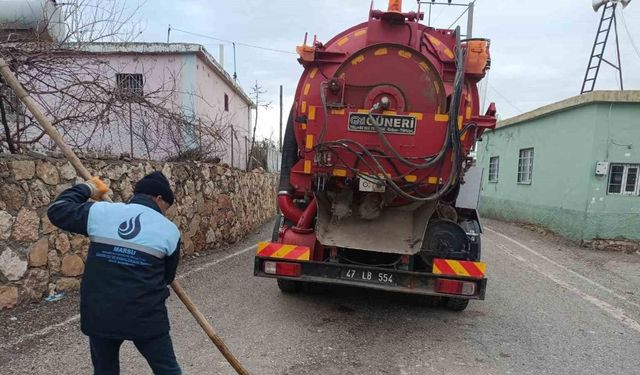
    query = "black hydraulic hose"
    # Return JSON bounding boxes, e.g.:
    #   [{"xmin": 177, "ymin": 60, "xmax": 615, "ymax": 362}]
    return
[
  {"xmin": 318, "ymin": 82, "xmax": 330, "ymax": 154},
  {"xmin": 366, "ymin": 111, "xmax": 449, "ymax": 169},
  {"xmin": 278, "ymin": 110, "xmax": 299, "ymax": 192},
  {"xmin": 352, "ymin": 148, "xmax": 404, "ymax": 176},
  {"xmin": 308, "ymin": 28, "xmax": 467, "ymax": 203},
  {"xmin": 360, "ymin": 26, "xmax": 467, "ymax": 202},
  {"xmin": 365, "ymin": 27, "xmax": 467, "ymax": 172}
]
